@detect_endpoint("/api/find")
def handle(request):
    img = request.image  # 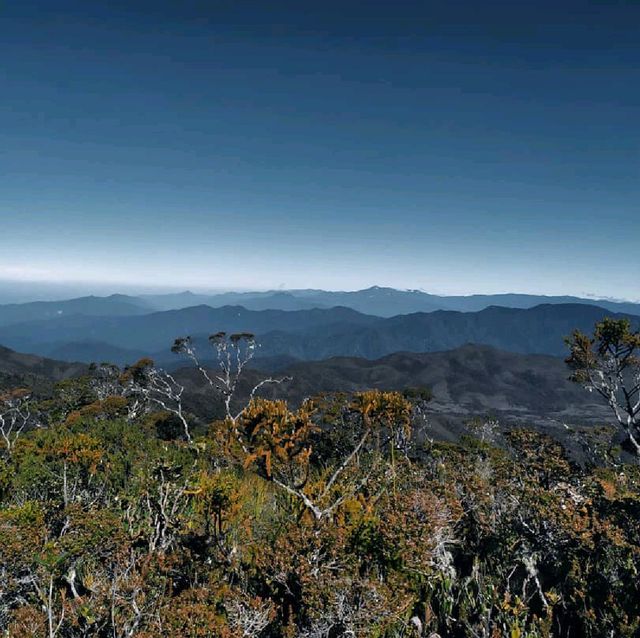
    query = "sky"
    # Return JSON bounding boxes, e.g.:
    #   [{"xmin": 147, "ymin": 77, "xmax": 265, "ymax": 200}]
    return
[{"xmin": 1, "ymin": 0, "xmax": 638, "ymax": 299}]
